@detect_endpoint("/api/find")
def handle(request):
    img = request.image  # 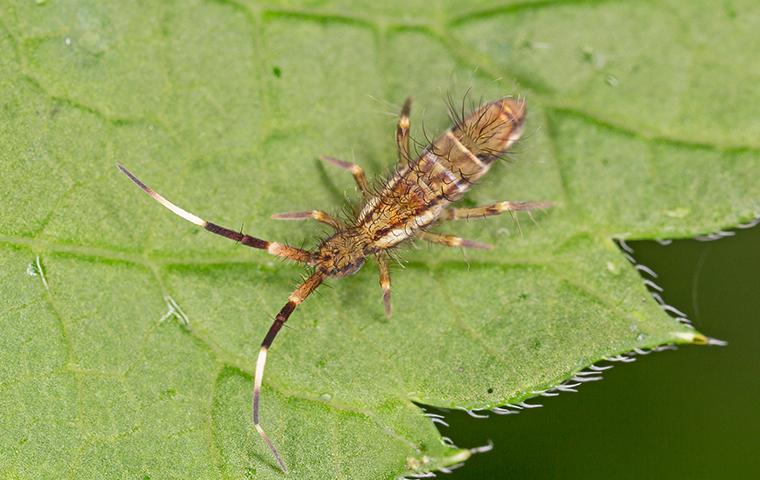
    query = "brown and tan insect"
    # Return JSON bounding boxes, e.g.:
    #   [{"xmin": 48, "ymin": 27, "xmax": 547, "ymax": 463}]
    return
[{"xmin": 119, "ymin": 96, "xmax": 547, "ymax": 472}]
